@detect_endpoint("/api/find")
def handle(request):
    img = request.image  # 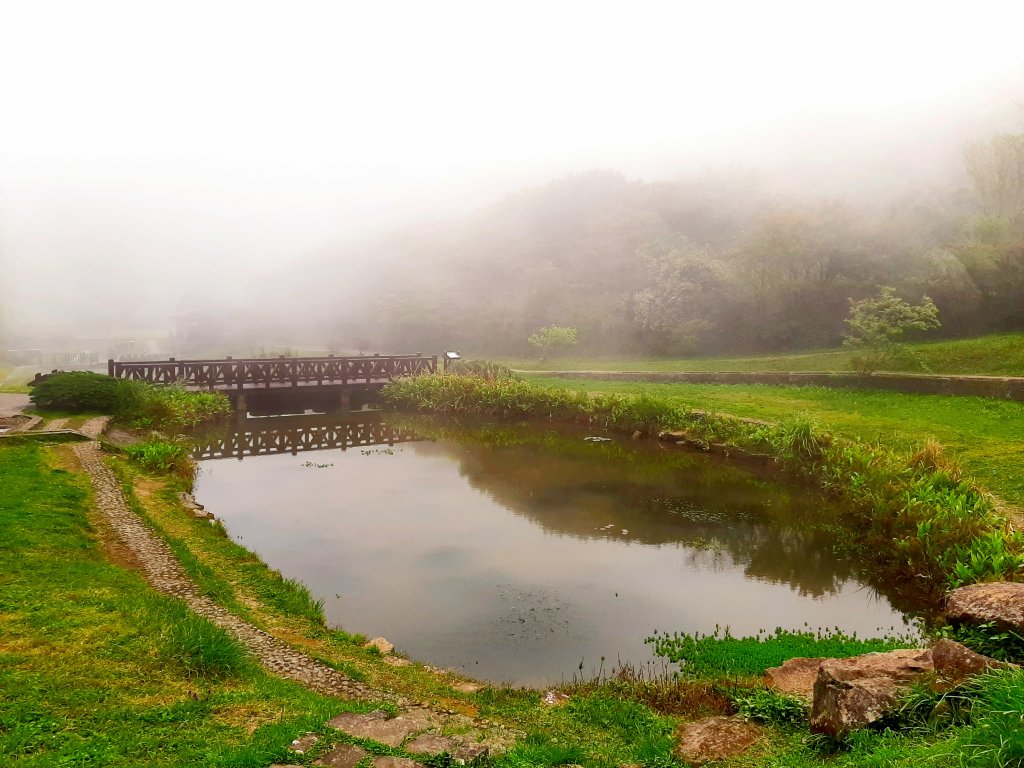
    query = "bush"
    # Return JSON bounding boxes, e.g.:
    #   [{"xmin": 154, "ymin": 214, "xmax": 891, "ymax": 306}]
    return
[
  {"xmin": 446, "ymin": 359, "xmax": 518, "ymax": 381},
  {"xmin": 30, "ymin": 371, "xmax": 120, "ymax": 412},
  {"xmin": 731, "ymin": 687, "xmax": 808, "ymax": 726},
  {"xmin": 30, "ymin": 371, "xmax": 229, "ymax": 430},
  {"xmin": 125, "ymin": 439, "xmax": 195, "ymax": 481},
  {"xmin": 119, "ymin": 385, "xmax": 230, "ymax": 430}
]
